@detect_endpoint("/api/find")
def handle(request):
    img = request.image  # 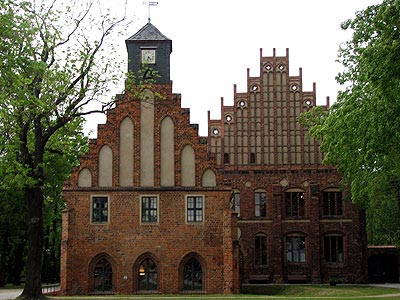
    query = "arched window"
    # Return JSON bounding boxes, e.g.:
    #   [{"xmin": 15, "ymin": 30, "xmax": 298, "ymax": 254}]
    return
[
  {"xmin": 285, "ymin": 189, "xmax": 305, "ymax": 217},
  {"xmin": 94, "ymin": 258, "xmax": 113, "ymax": 292},
  {"xmin": 183, "ymin": 257, "xmax": 203, "ymax": 291},
  {"xmin": 138, "ymin": 258, "xmax": 158, "ymax": 291},
  {"xmin": 324, "ymin": 234, "xmax": 344, "ymax": 262},
  {"xmin": 254, "ymin": 234, "xmax": 267, "ymax": 266},
  {"xmin": 286, "ymin": 235, "xmax": 306, "ymax": 263},
  {"xmin": 323, "ymin": 189, "xmax": 343, "ymax": 216},
  {"xmin": 254, "ymin": 189, "xmax": 267, "ymax": 217}
]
